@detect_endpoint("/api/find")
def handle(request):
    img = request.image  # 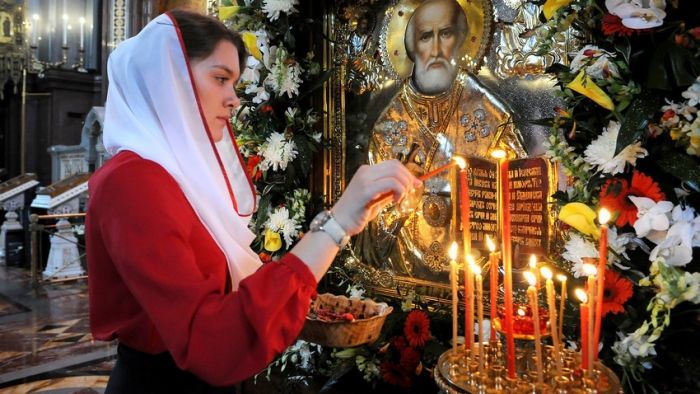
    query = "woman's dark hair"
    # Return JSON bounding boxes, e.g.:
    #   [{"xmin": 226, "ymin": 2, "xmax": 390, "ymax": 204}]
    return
[{"xmin": 169, "ymin": 9, "xmax": 248, "ymax": 69}]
